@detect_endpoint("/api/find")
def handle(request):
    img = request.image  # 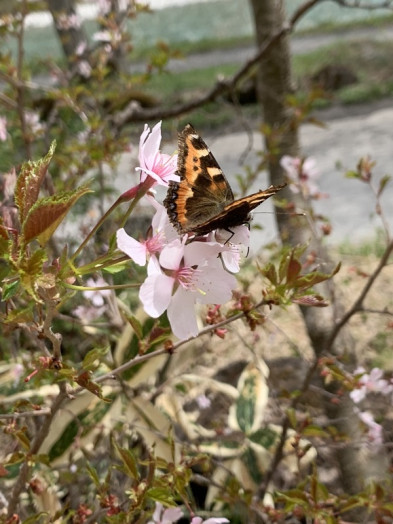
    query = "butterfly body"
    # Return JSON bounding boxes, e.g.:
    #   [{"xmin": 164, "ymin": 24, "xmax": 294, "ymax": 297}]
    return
[{"xmin": 164, "ymin": 124, "xmax": 286, "ymax": 236}]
